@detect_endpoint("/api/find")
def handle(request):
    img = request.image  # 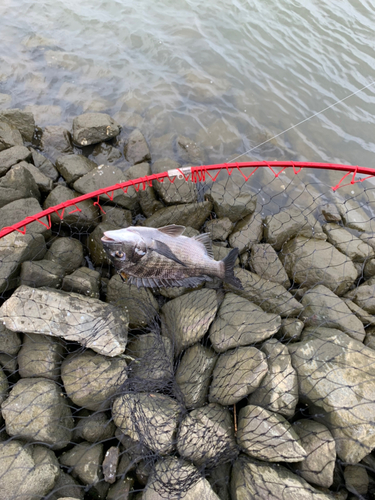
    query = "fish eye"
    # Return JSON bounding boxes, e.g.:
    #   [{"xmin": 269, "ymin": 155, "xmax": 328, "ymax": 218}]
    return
[{"xmin": 115, "ymin": 251, "xmax": 125, "ymax": 259}]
